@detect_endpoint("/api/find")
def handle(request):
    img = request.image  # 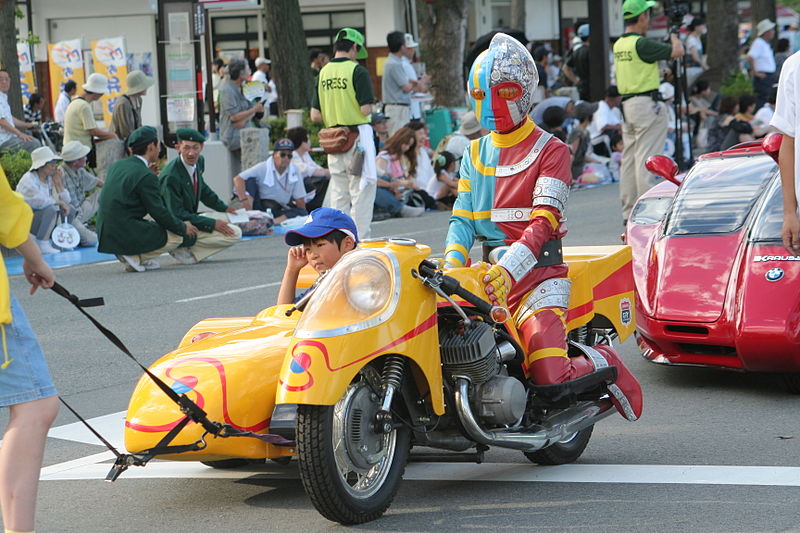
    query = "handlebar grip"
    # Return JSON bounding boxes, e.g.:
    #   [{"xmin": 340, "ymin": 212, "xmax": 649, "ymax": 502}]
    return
[{"xmin": 418, "ymin": 260, "xmax": 493, "ymax": 314}]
